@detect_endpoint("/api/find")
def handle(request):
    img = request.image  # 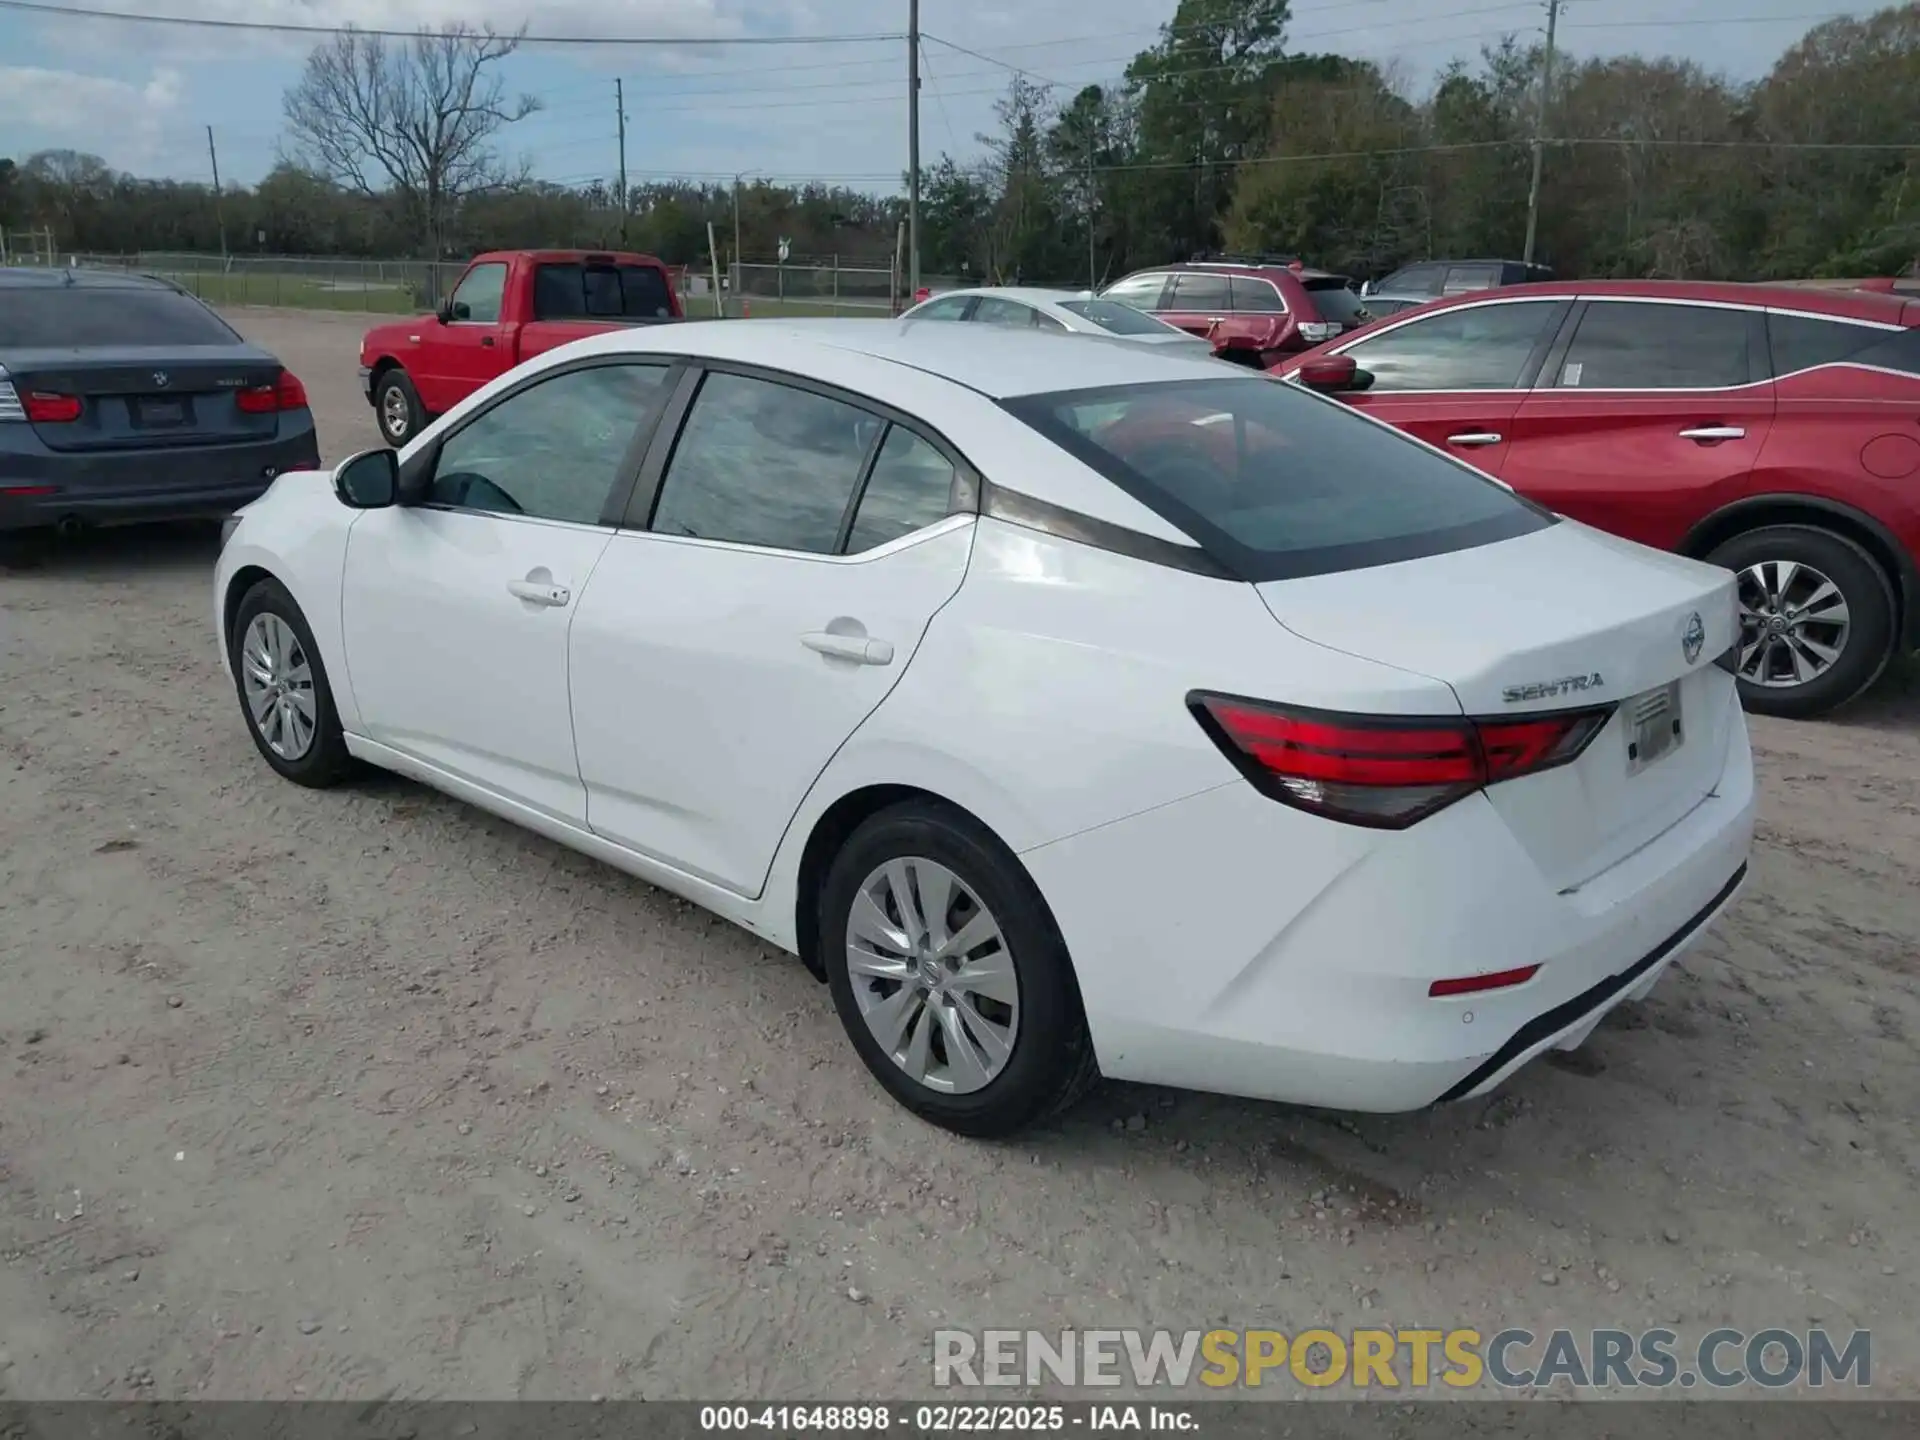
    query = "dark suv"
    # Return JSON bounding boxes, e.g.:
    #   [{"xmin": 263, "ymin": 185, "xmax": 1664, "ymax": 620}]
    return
[
  {"xmin": 1101, "ymin": 255, "xmax": 1370, "ymax": 369},
  {"xmin": 1364, "ymin": 258, "xmax": 1554, "ymax": 303}
]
